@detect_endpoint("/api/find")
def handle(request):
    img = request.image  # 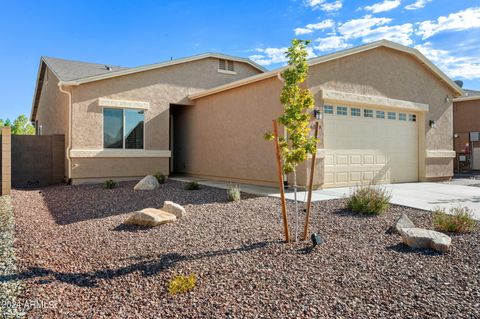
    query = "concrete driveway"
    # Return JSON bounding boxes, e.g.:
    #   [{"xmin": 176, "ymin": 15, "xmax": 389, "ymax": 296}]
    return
[
  {"xmin": 278, "ymin": 182, "xmax": 480, "ymax": 220},
  {"xmin": 171, "ymin": 177, "xmax": 480, "ymax": 220}
]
